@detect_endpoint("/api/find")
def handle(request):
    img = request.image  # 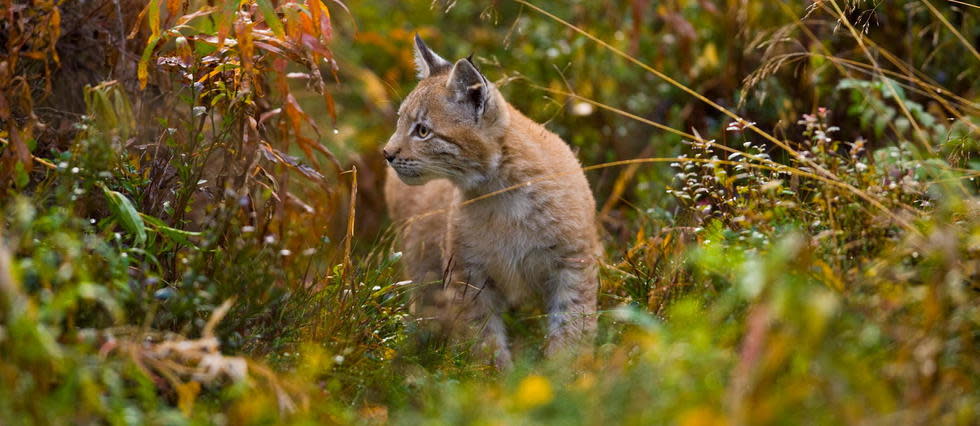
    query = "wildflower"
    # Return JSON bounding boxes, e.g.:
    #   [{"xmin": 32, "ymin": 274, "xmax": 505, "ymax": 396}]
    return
[
  {"xmin": 850, "ymin": 137, "xmax": 867, "ymax": 157},
  {"xmin": 726, "ymin": 120, "xmax": 756, "ymax": 132},
  {"xmin": 514, "ymin": 375, "xmax": 554, "ymax": 409},
  {"xmin": 571, "ymin": 102, "xmax": 594, "ymax": 116},
  {"xmin": 814, "ymin": 130, "xmax": 831, "ymax": 144},
  {"xmin": 678, "ymin": 407, "xmax": 726, "ymax": 426}
]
